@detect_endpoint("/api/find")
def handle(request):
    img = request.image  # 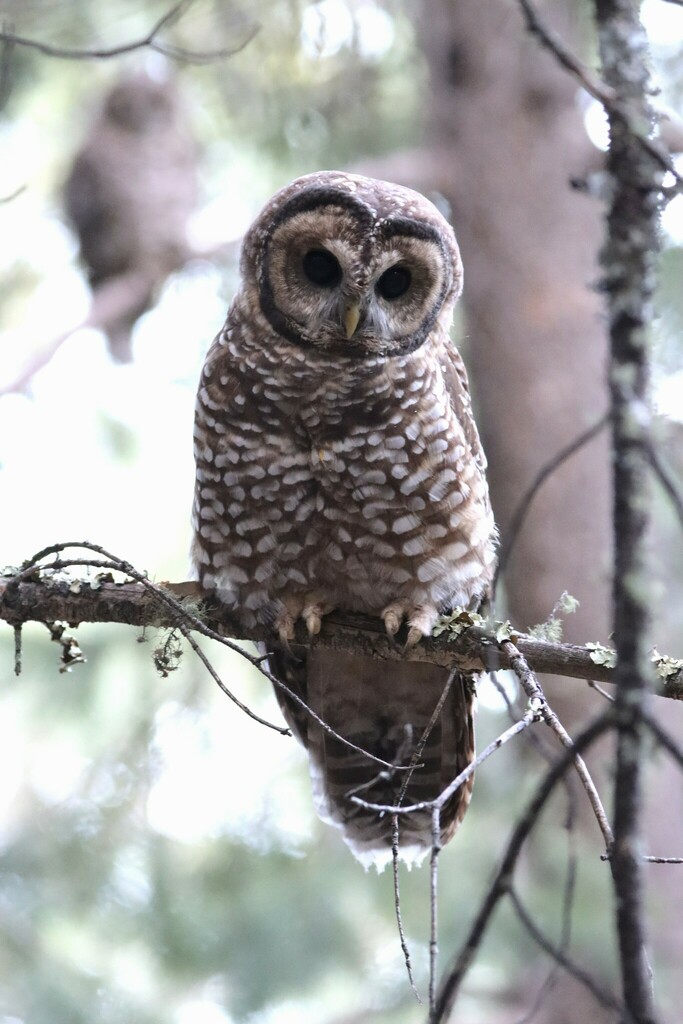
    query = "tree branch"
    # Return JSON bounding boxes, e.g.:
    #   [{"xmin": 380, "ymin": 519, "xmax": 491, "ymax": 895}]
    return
[
  {"xmin": 515, "ymin": 0, "xmax": 683, "ymax": 193},
  {"xmin": 2, "ymin": 570, "xmax": 683, "ymax": 700},
  {"xmin": 492, "ymin": 413, "xmax": 609, "ymax": 604},
  {"xmin": 0, "ymin": 1, "xmax": 259, "ymax": 65},
  {"xmin": 430, "ymin": 713, "xmax": 614, "ymax": 1024}
]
